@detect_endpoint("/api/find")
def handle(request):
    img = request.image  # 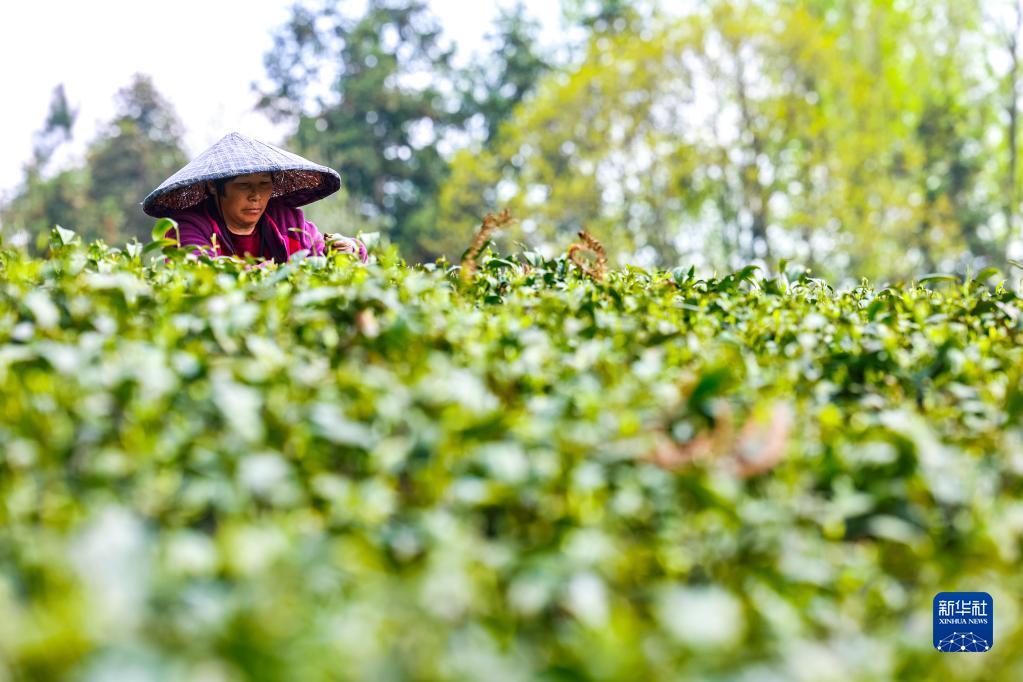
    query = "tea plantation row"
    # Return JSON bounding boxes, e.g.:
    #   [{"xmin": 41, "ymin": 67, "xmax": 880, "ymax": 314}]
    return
[{"xmin": 0, "ymin": 231, "xmax": 1021, "ymax": 680}]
